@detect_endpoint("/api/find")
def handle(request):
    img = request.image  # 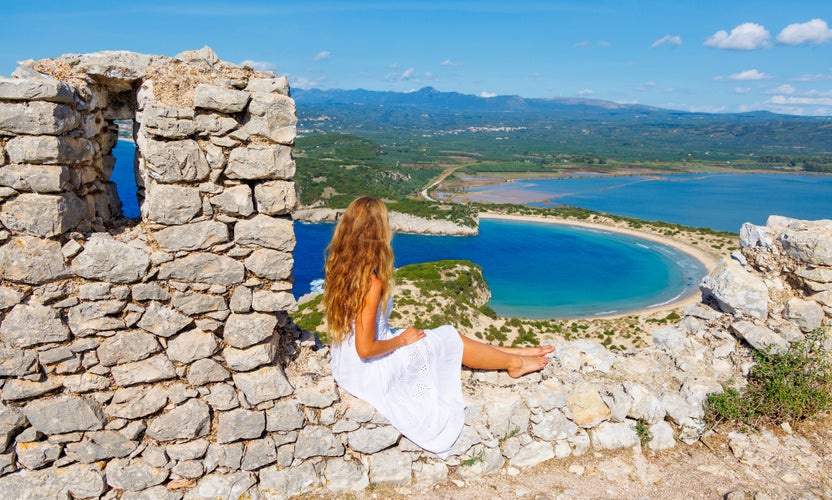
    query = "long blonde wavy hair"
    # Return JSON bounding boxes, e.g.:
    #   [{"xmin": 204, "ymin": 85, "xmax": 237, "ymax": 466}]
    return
[{"xmin": 323, "ymin": 197, "xmax": 395, "ymax": 344}]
